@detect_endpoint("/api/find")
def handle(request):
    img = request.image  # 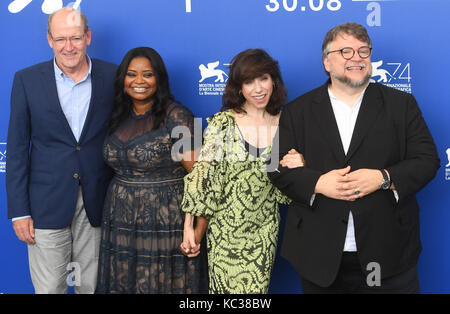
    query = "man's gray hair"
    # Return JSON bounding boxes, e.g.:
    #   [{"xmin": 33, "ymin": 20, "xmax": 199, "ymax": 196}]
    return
[
  {"xmin": 47, "ymin": 7, "xmax": 89, "ymax": 36},
  {"xmin": 322, "ymin": 22, "xmax": 372, "ymax": 60}
]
